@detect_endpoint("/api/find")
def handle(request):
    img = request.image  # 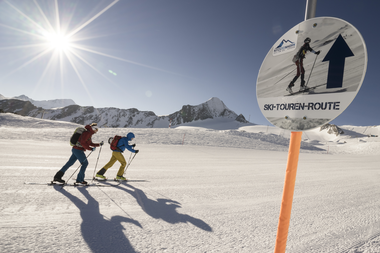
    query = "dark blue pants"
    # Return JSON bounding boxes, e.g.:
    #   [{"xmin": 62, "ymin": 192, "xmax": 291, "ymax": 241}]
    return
[{"xmin": 60, "ymin": 148, "xmax": 89, "ymax": 182}]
